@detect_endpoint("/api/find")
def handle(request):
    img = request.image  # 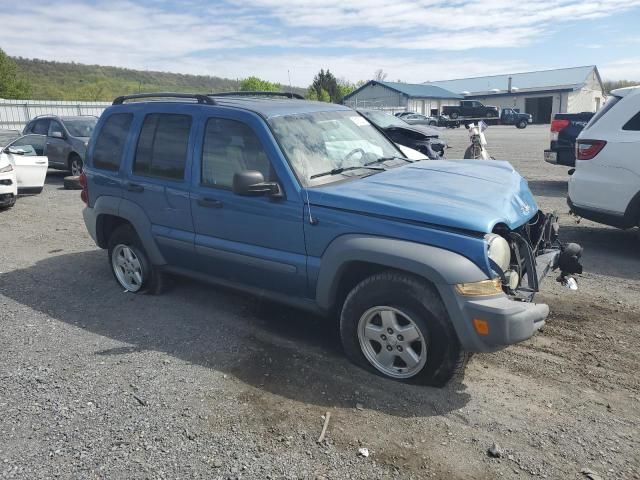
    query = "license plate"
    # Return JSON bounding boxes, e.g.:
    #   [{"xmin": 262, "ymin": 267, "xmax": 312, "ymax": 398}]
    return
[{"xmin": 544, "ymin": 151, "xmax": 557, "ymax": 164}]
